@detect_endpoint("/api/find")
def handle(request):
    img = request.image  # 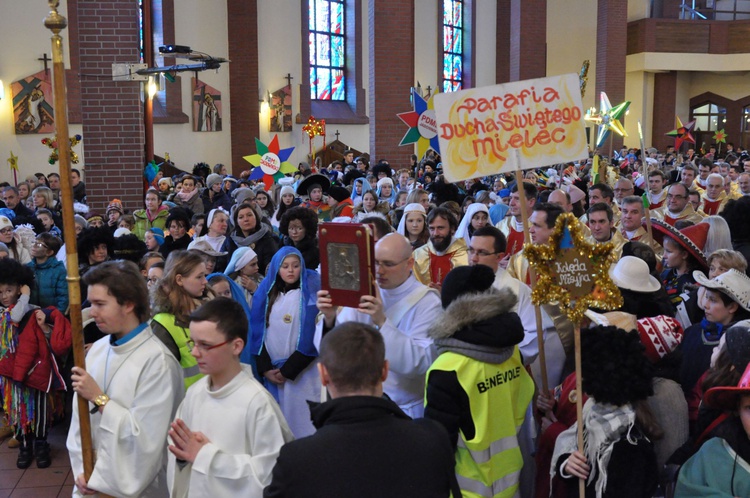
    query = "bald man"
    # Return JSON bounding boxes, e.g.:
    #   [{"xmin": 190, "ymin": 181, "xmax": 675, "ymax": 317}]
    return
[{"xmin": 315, "ymin": 233, "xmax": 441, "ymax": 418}]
